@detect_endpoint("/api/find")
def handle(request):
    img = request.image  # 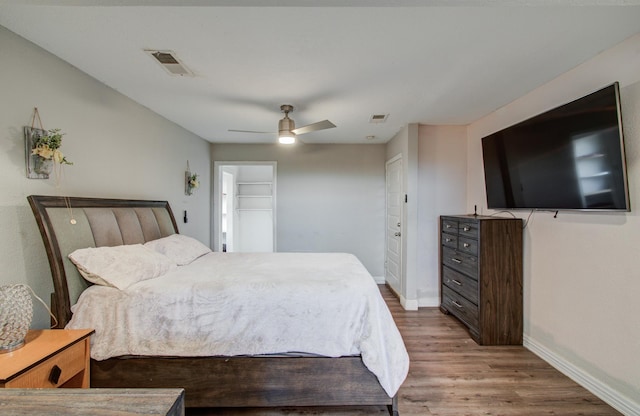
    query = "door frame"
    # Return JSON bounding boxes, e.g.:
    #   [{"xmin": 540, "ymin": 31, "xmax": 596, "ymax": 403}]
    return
[
  {"xmin": 385, "ymin": 153, "xmax": 404, "ymax": 298},
  {"xmin": 212, "ymin": 161, "xmax": 277, "ymax": 252}
]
